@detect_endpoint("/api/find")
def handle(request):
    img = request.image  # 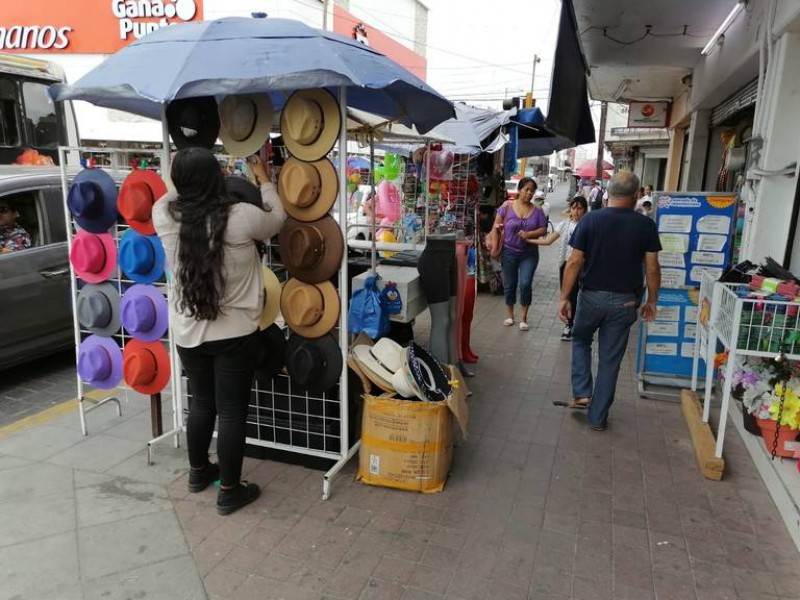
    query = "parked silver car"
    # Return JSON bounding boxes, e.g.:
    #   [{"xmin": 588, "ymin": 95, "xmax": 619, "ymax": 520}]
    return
[{"xmin": 0, "ymin": 166, "xmax": 81, "ymax": 368}]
